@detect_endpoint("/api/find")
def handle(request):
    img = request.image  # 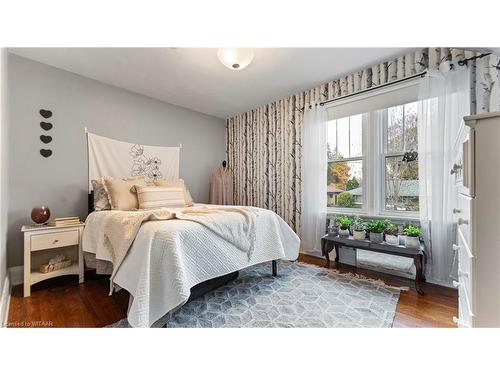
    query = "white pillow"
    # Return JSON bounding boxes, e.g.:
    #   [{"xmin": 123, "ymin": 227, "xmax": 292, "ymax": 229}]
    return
[{"xmin": 135, "ymin": 185, "xmax": 187, "ymax": 210}]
